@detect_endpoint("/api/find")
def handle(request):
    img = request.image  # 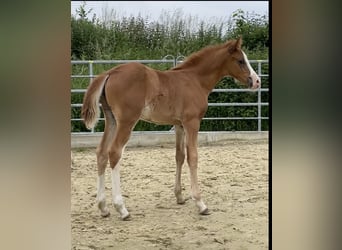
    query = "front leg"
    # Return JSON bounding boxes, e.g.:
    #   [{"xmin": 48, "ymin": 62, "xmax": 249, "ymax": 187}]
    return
[
  {"xmin": 174, "ymin": 125, "xmax": 186, "ymax": 204},
  {"xmin": 183, "ymin": 119, "xmax": 209, "ymax": 215}
]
